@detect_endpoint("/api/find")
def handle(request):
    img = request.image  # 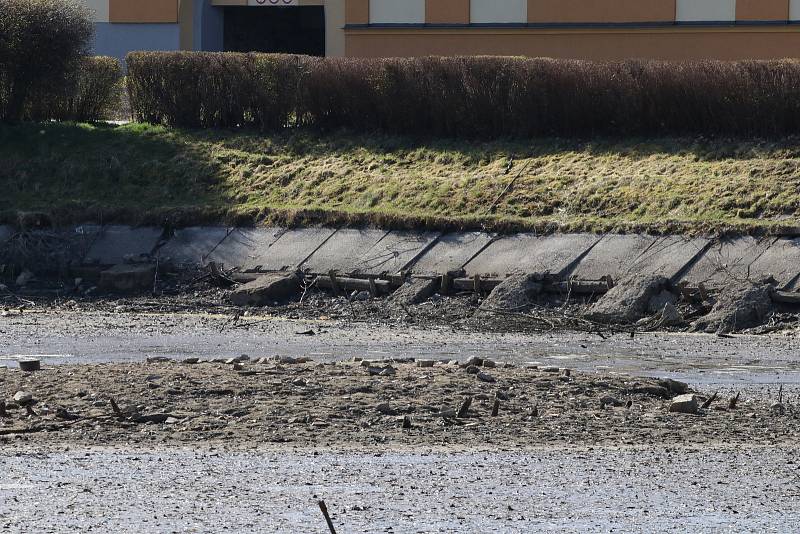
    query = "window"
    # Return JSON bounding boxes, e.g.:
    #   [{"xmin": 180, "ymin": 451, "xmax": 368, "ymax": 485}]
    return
[
  {"xmin": 369, "ymin": 0, "xmax": 425, "ymax": 24},
  {"xmin": 676, "ymin": 0, "xmax": 735, "ymax": 22},
  {"xmin": 470, "ymin": 0, "xmax": 527, "ymax": 24}
]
